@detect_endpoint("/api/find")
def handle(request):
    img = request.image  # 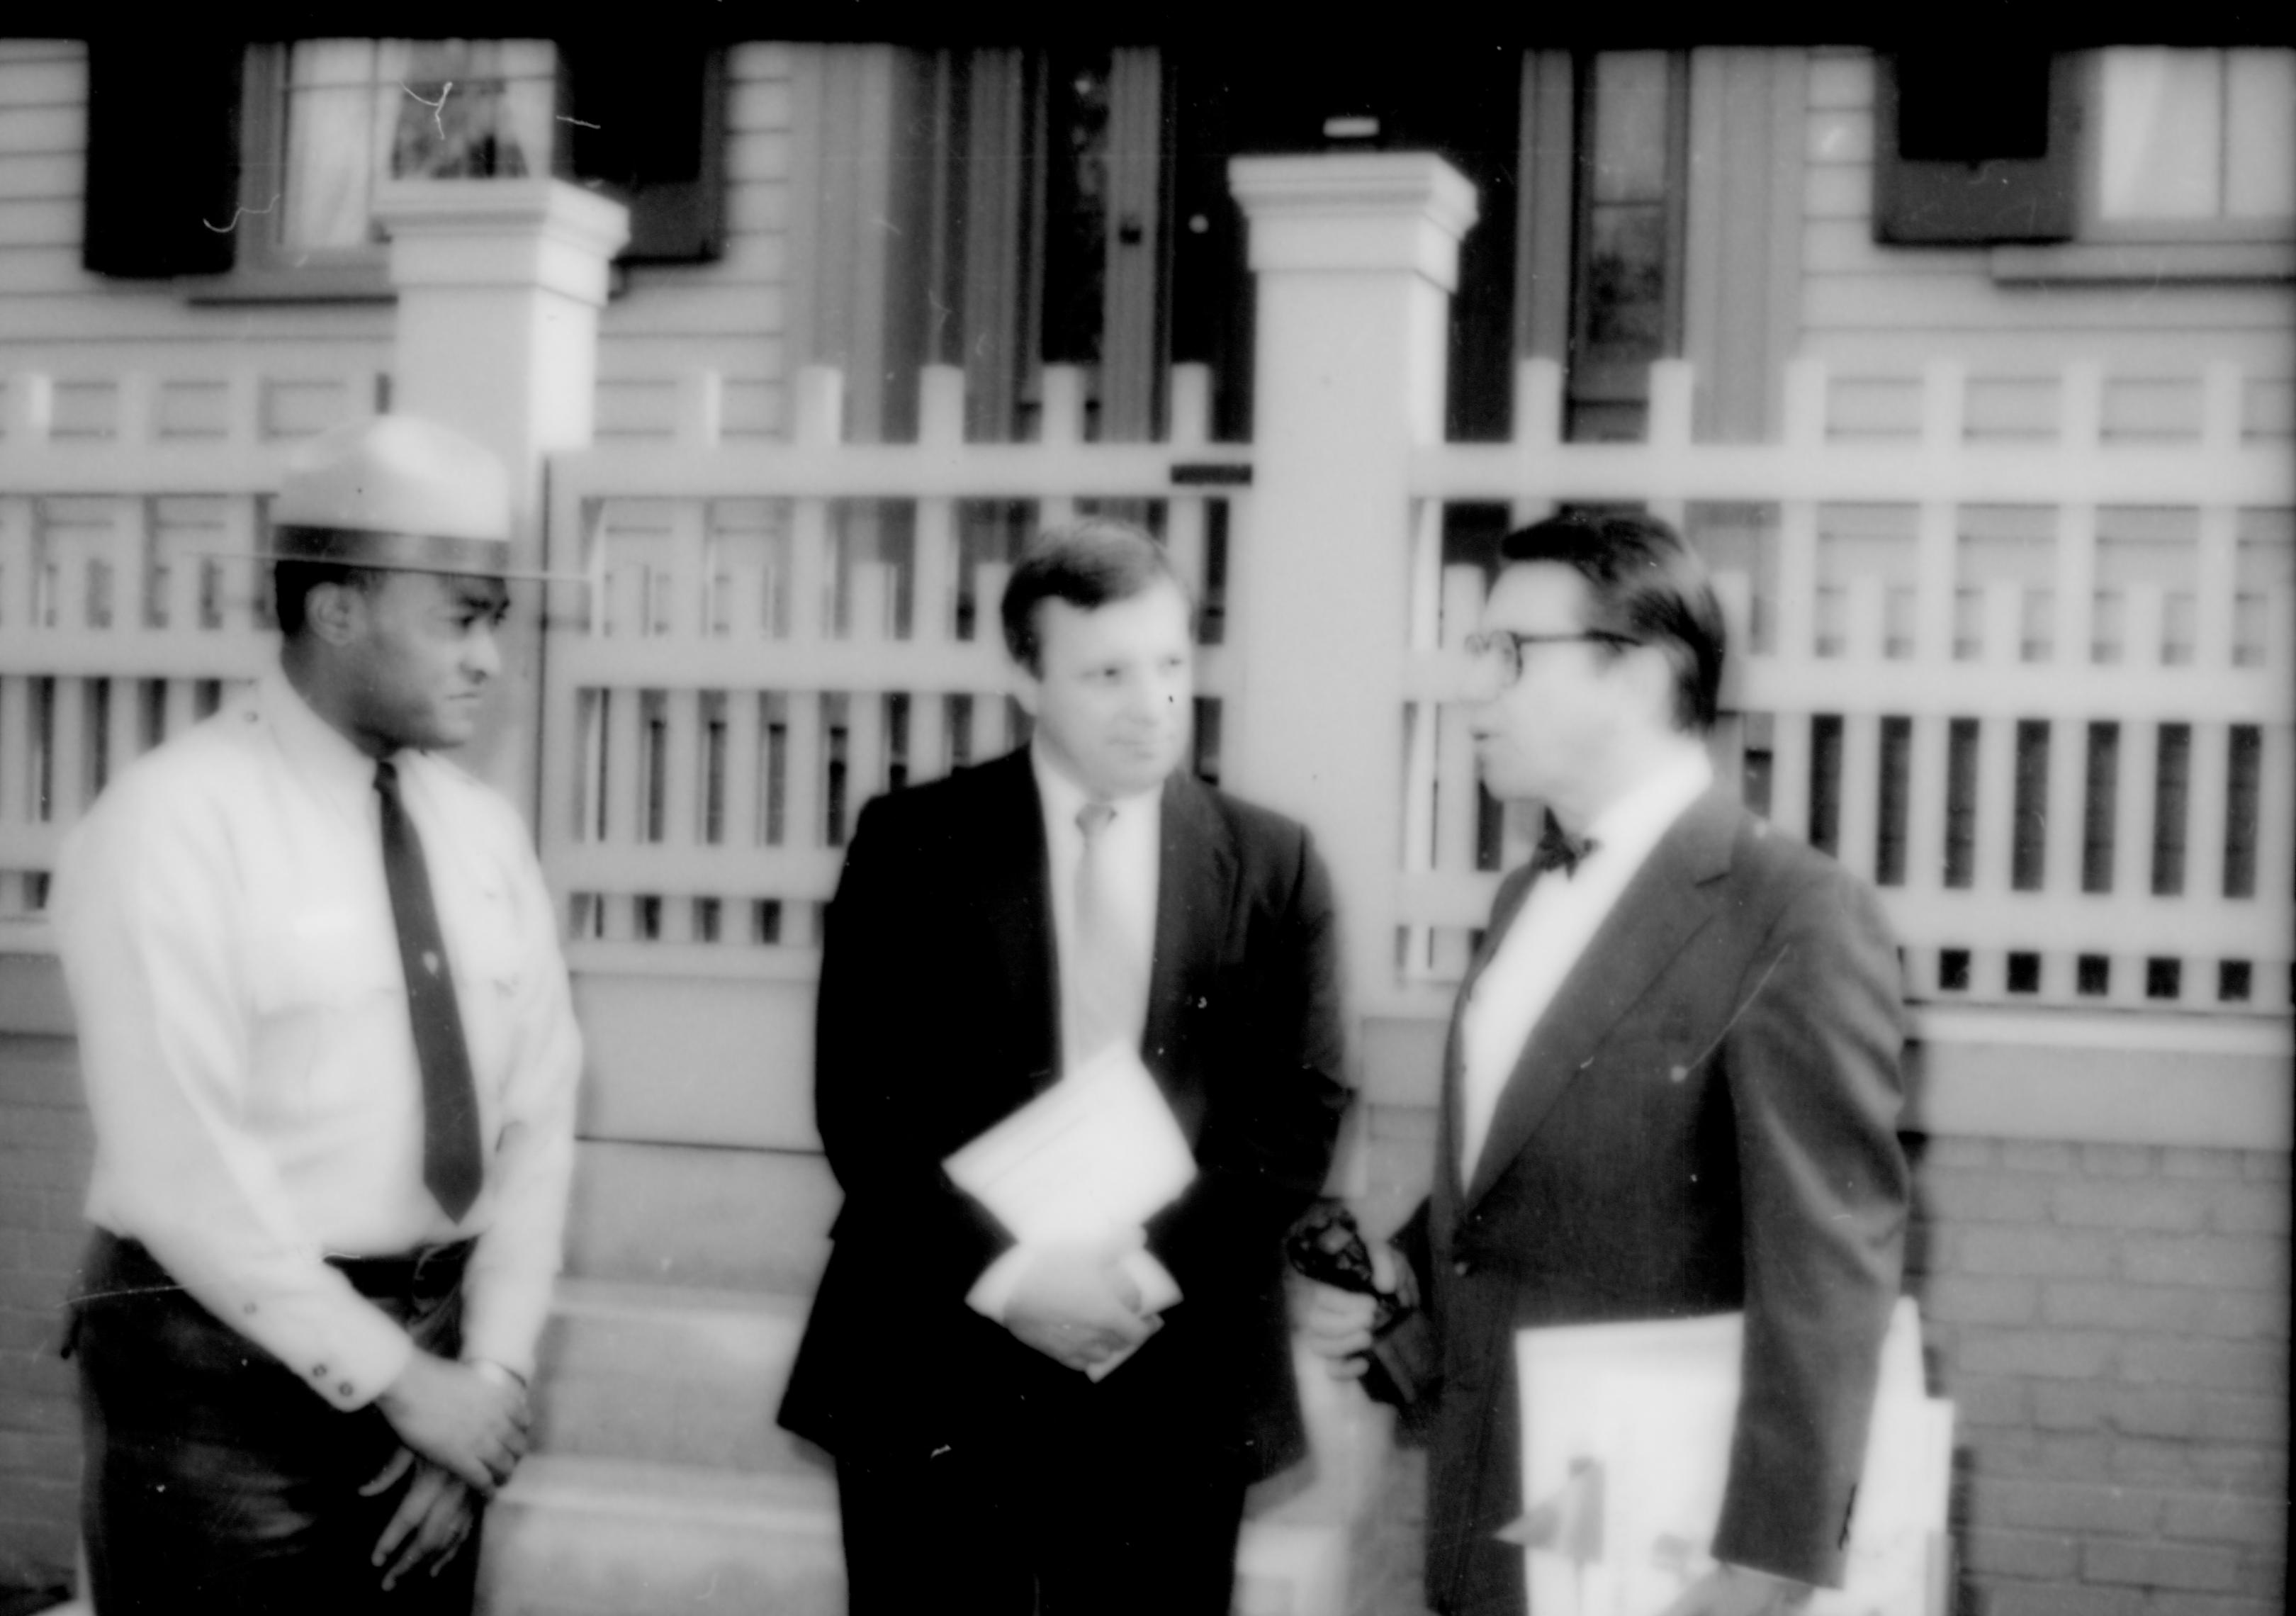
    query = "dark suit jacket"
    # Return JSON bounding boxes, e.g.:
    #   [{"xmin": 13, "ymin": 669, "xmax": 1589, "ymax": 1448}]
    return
[
  {"xmin": 1386, "ymin": 787, "xmax": 1908, "ymax": 1613},
  {"xmin": 777, "ymin": 748, "xmax": 1349, "ymax": 1483}
]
